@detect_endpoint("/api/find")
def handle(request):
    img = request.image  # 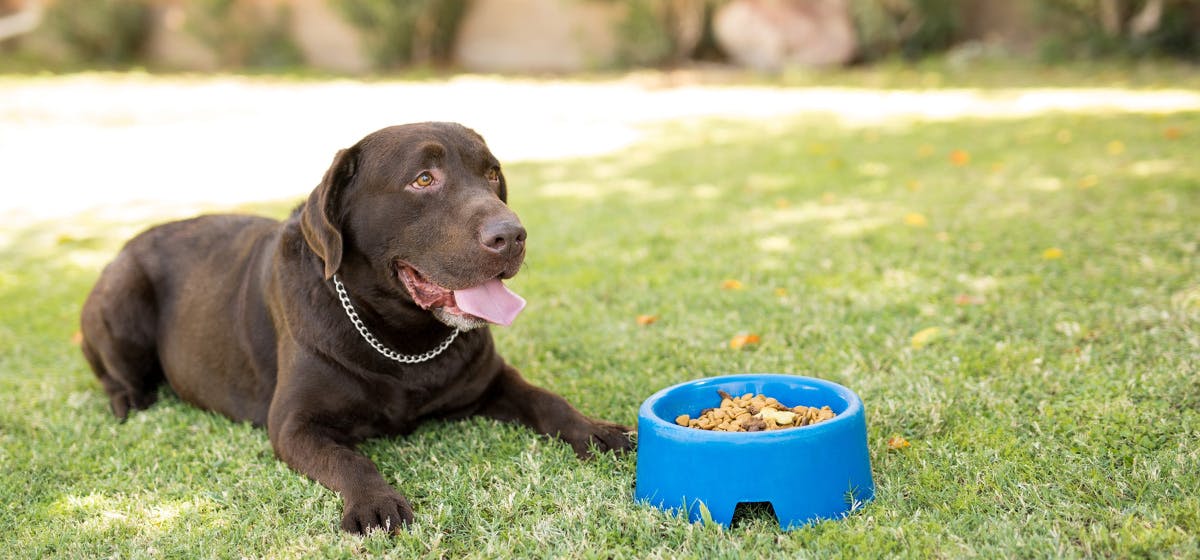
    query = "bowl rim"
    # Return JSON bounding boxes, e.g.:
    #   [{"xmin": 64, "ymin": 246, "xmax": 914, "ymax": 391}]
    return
[{"xmin": 638, "ymin": 373, "xmax": 864, "ymax": 439}]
